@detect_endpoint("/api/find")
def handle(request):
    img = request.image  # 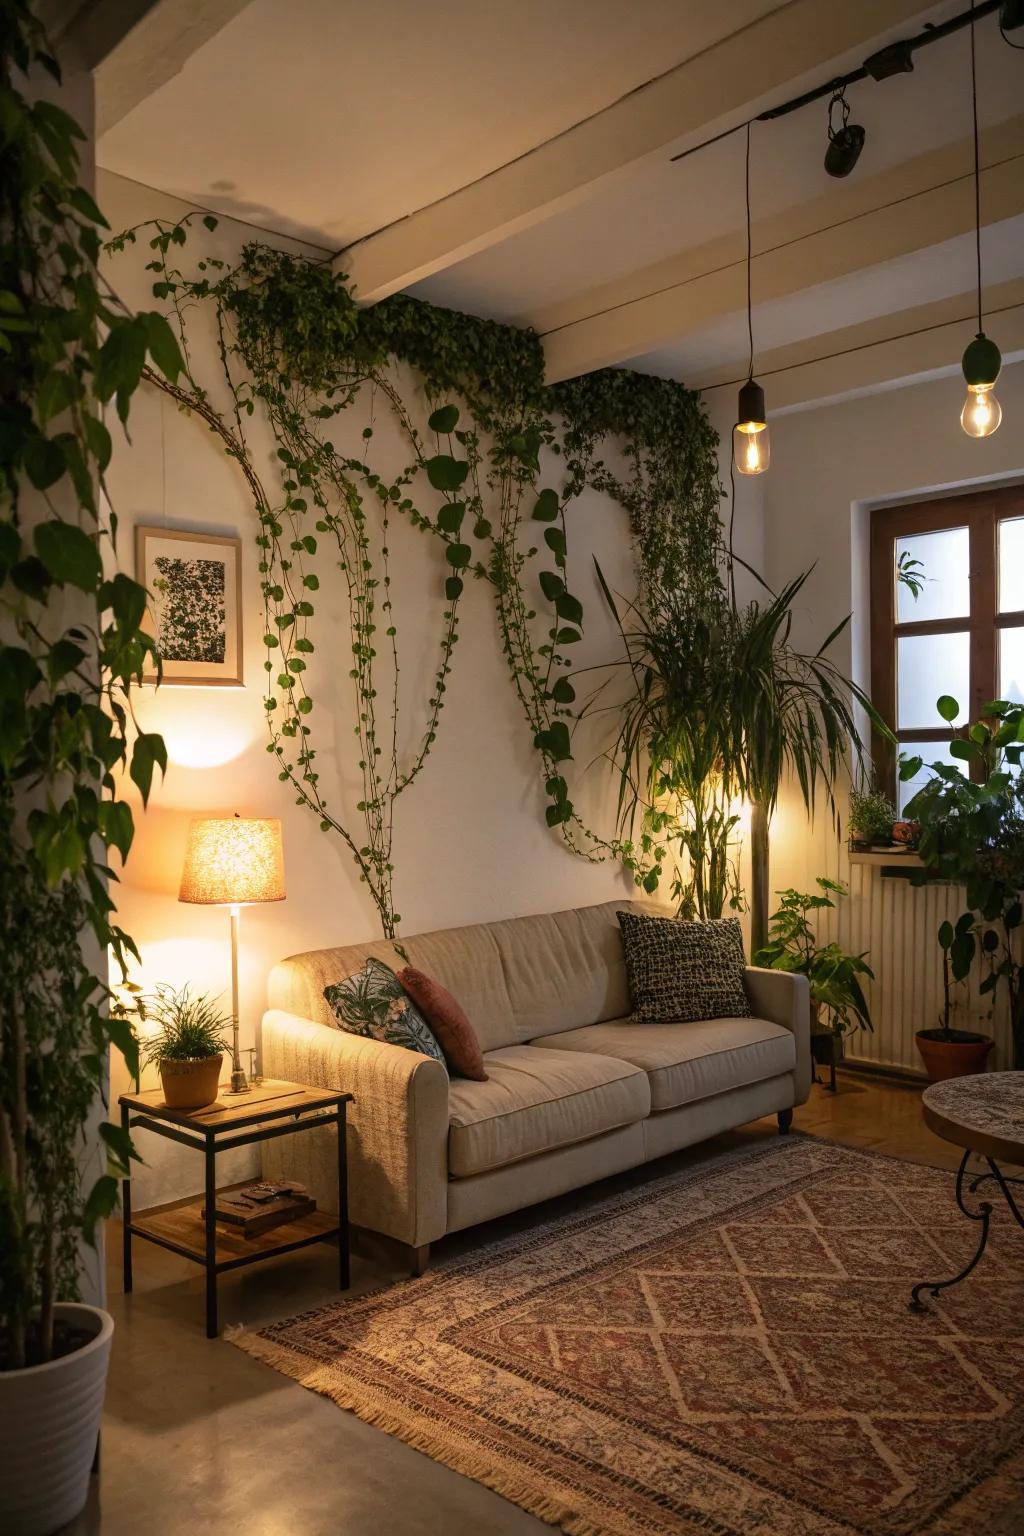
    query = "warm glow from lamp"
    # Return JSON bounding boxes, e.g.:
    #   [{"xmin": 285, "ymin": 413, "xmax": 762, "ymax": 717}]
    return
[
  {"xmin": 179, "ymin": 816, "xmax": 285, "ymax": 1093},
  {"xmin": 178, "ymin": 817, "xmax": 285, "ymax": 906}
]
